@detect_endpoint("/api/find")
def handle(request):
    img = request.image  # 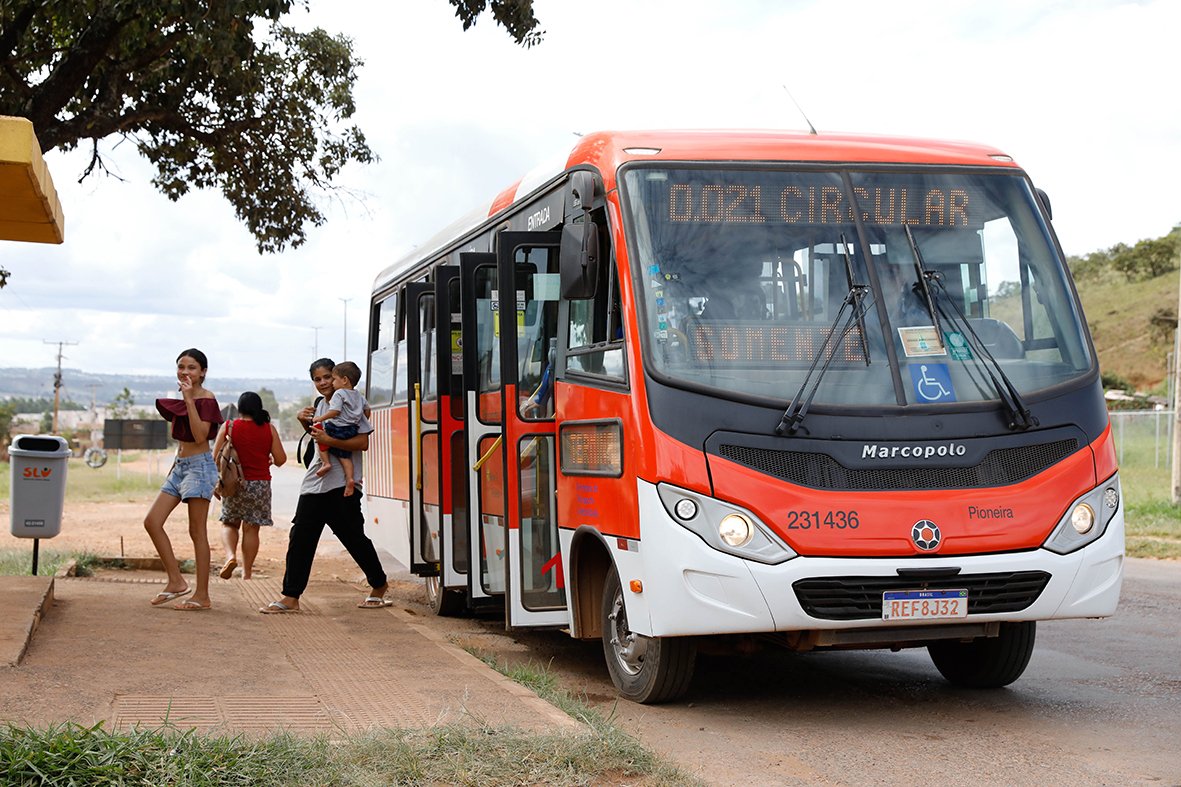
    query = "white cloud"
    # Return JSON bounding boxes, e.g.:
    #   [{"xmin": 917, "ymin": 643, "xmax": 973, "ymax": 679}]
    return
[{"xmin": 1, "ymin": 0, "xmax": 1177, "ymax": 383}]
